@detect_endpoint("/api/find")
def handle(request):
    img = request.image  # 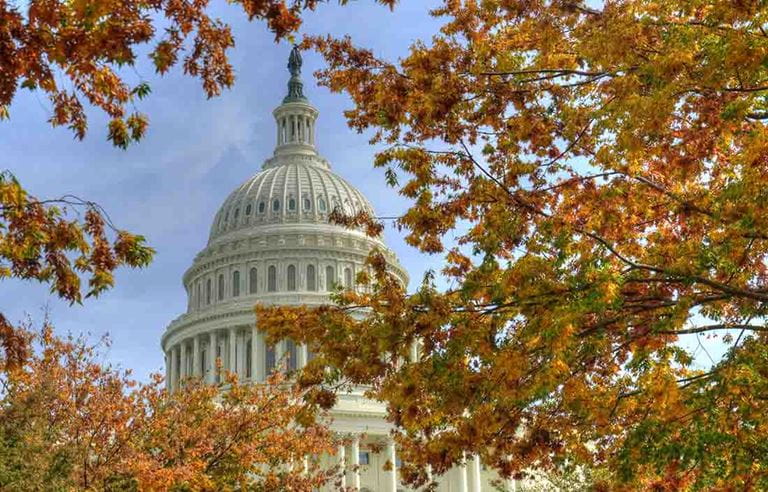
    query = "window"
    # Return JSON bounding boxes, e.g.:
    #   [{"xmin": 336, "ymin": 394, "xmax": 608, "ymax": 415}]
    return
[
  {"xmin": 206, "ymin": 278, "xmax": 212, "ymax": 304},
  {"xmin": 200, "ymin": 349, "xmax": 206, "ymax": 377},
  {"xmin": 234, "ymin": 208, "xmax": 240, "ymax": 219},
  {"xmin": 288, "ymin": 198, "xmax": 296, "ymax": 211},
  {"xmin": 245, "ymin": 339, "xmax": 252, "ymax": 378},
  {"xmin": 196, "ymin": 282, "xmax": 201, "ymax": 309},
  {"xmin": 325, "ymin": 266, "xmax": 335, "ymax": 291},
  {"xmin": 268, "ymin": 265, "xmax": 277, "ymax": 292},
  {"xmin": 318, "ymin": 197, "xmax": 327, "ymax": 212},
  {"xmin": 258, "ymin": 201, "xmax": 265, "ymax": 213},
  {"xmin": 218, "ymin": 274, "xmax": 224, "ymax": 301},
  {"xmin": 344, "ymin": 268, "xmax": 352, "ymax": 288},
  {"xmin": 266, "ymin": 344, "xmax": 276, "ymax": 373},
  {"xmin": 359, "ymin": 452, "xmax": 370, "ymax": 466},
  {"xmin": 306, "ymin": 265, "xmax": 316, "ymax": 291},
  {"xmin": 287, "ymin": 265, "xmax": 296, "ymax": 291},
  {"xmin": 303, "ymin": 197, "xmax": 311, "ymax": 210},
  {"xmin": 245, "ymin": 203, "xmax": 252, "ymax": 215},
  {"xmin": 232, "ymin": 270, "xmax": 240, "ymax": 297},
  {"xmin": 286, "ymin": 339, "xmax": 298, "ymax": 371},
  {"xmin": 249, "ymin": 267, "xmax": 258, "ymax": 294},
  {"xmin": 272, "ymin": 199, "xmax": 280, "ymax": 212}
]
